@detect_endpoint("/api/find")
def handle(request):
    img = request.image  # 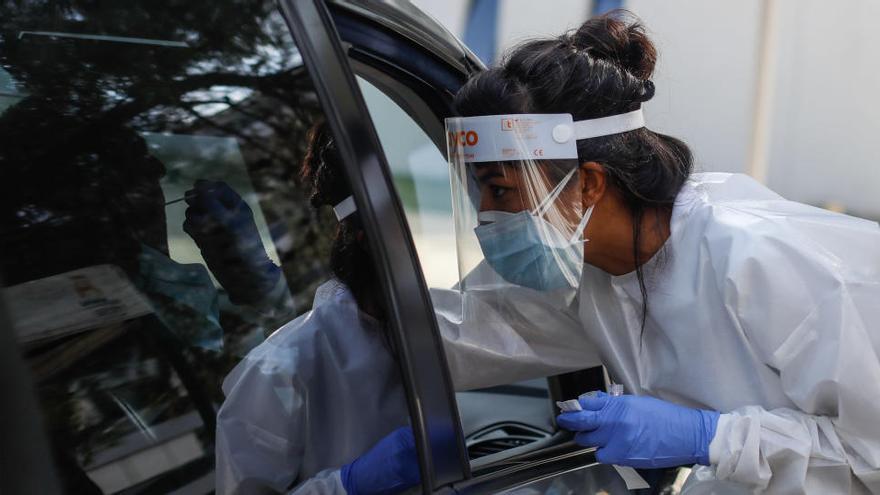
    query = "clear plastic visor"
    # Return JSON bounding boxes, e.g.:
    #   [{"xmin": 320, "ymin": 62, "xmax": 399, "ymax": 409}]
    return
[{"xmin": 445, "ymin": 114, "xmax": 588, "ymax": 321}]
